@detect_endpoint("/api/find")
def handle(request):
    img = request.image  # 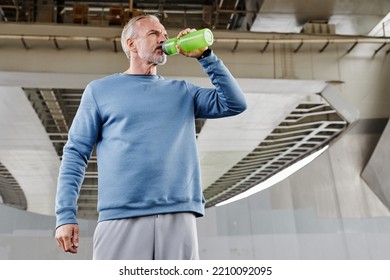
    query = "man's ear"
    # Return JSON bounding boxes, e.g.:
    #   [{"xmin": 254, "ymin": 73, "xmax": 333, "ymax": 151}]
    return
[{"xmin": 127, "ymin": 38, "xmax": 137, "ymax": 52}]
